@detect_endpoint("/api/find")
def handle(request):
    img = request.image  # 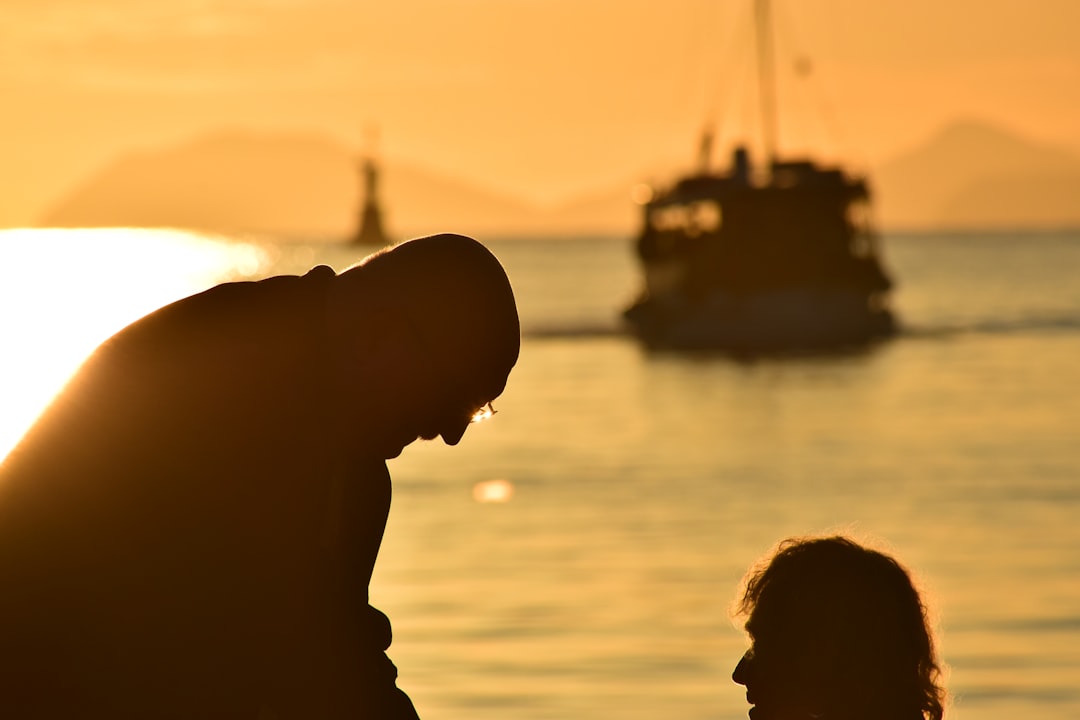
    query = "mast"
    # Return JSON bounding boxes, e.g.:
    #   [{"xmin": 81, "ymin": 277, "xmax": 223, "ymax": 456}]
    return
[{"xmin": 755, "ymin": 0, "xmax": 778, "ymax": 172}]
